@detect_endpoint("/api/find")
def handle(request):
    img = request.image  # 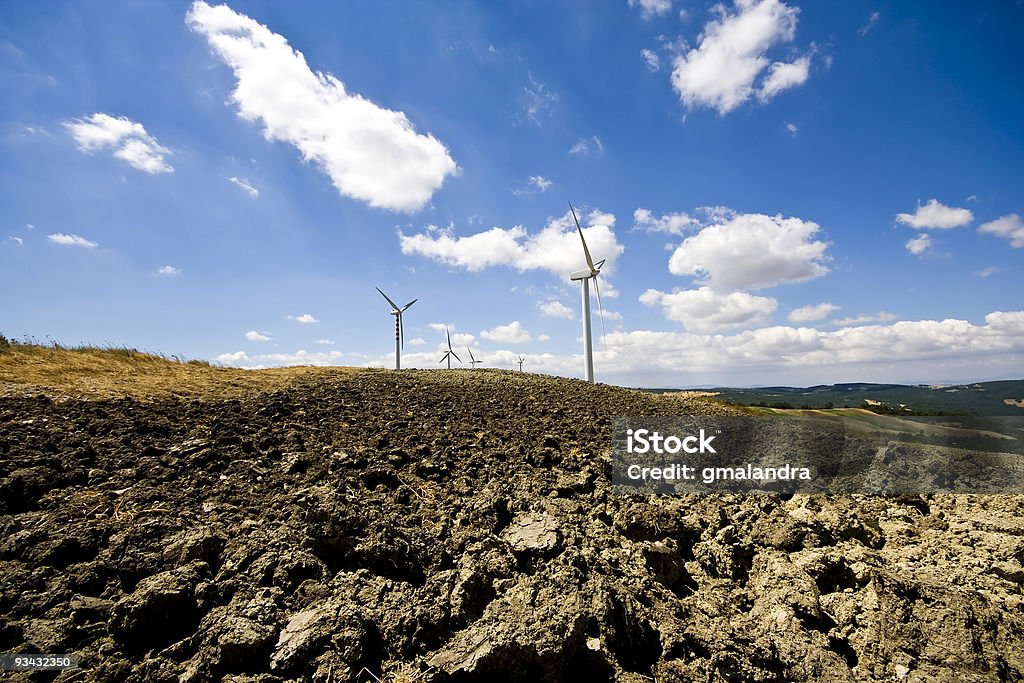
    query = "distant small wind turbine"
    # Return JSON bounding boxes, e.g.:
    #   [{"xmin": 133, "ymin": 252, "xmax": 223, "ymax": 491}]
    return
[
  {"xmin": 376, "ymin": 287, "xmax": 417, "ymax": 370},
  {"xmin": 517, "ymin": 354, "xmax": 525, "ymax": 372},
  {"xmin": 439, "ymin": 327, "xmax": 462, "ymax": 369},
  {"xmin": 568, "ymin": 202, "xmax": 607, "ymax": 383},
  {"xmin": 467, "ymin": 347, "xmax": 482, "ymax": 368}
]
